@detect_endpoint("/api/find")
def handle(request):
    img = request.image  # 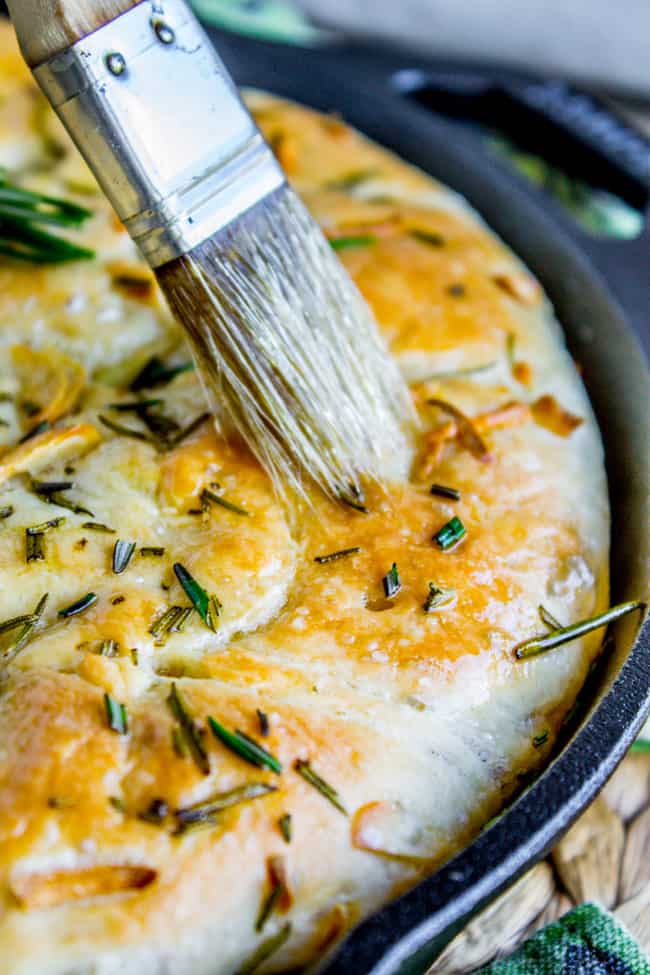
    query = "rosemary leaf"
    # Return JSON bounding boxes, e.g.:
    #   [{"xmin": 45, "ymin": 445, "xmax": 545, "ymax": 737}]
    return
[
  {"xmin": 99, "ymin": 639, "xmax": 119, "ymax": 657},
  {"xmin": 104, "ymin": 692, "xmax": 129, "ymax": 734},
  {"xmin": 278, "ymin": 813, "xmax": 292, "ymax": 844},
  {"xmin": 256, "ymin": 709, "xmax": 270, "ymax": 737},
  {"xmin": 330, "ymin": 235, "xmax": 376, "ymax": 251},
  {"xmin": 167, "ymin": 682, "xmax": 210, "ymax": 775},
  {"xmin": 201, "ymin": 484, "xmax": 249, "ymax": 517},
  {"xmin": 424, "ymin": 583, "xmax": 457, "ymax": 613},
  {"xmin": 109, "ymin": 399, "xmax": 164, "ymax": 412},
  {"xmin": 0, "ymin": 175, "xmax": 94, "ymax": 265},
  {"xmin": 0, "ymin": 505, "xmax": 14, "ymax": 520},
  {"xmin": 0, "ymin": 612, "xmax": 39, "ymax": 635},
  {"xmin": 26, "ymin": 517, "xmax": 66, "ymax": 534},
  {"xmin": 1, "ymin": 593, "xmax": 48, "ymax": 663},
  {"xmin": 539, "ymin": 604, "xmax": 563, "ymax": 630},
  {"xmin": 433, "ymin": 516, "xmax": 466, "ymax": 551},
  {"xmin": 208, "ymin": 717, "xmax": 282, "ymax": 774},
  {"xmin": 169, "ymin": 412, "xmax": 211, "ymax": 448},
  {"xmin": 430, "ymin": 484, "xmax": 460, "ymax": 501},
  {"xmin": 175, "ymin": 782, "xmax": 277, "ymax": 829},
  {"xmin": 325, "ymin": 169, "xmax": 377, "ymax": 191},
  {"xmin": 533, "ymin": 730, "xmax": 549, "ymax": 748},
  {"xmin": 294, "ymin": 759, "xmax": 347, "ymax": 815},
  {"xmin": 409, "ymin": 228, "xmax": 445, "ymax": 247},
  {"xmin": 235, "ymin": 923, "xmax": 291, "ymax": 975},
  {"xmin": 139, "ymin": 546, "xmax": 165, "ymax": 557},
  {"xmin": 138, "ymin": 799, "xmax": 168, "ymax": 825},
  {"xmin": 99, "ymin": 414, "xmax": 155, "ymax": 444},
  {"xmin": 315, "ymin": 546, "xmax": 360, "ymax": 565},
  {"xmin": 81, "ymin": 522, "xmax": 116, "ymax": 534},
  {"xmin": 25, "ymin": 531, "xmax": 45, "ymax": 563},
  {"xmin": 514, "ymin": 601, "xmax": 646, "ymax": 660},
  {"xmin": 112, "ymin": 539, "xmax": 136, "ymax": 575},
  {"xmin": 19, "ymin": 420, "xmax": 50, "ymax": 443},
  {"xmin": 129, "ymin": 357, "xmax": 195, "ymax": 392},
  {"xmin": 256, "ymin": 880, "xmax": 284, "ymax": 932},
  {"xmin": 58, "ymin": 592, "xmax": 97, "ymax": 618},
  {"xmin": 382, "ymin": 562, "xmax": 401, "ymax": 599},
  {"xmin": 173, "ymin": 563, "xmax": 221, "ymax": 632}
]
